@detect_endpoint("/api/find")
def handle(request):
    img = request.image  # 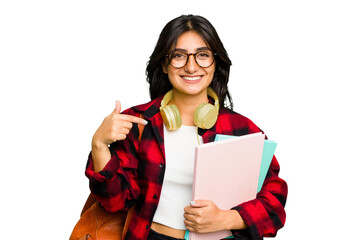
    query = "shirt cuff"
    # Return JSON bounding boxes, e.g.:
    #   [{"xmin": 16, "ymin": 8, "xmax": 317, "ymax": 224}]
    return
[
  {"xmin": 231, "ymin": 199, "xmax": 266, "ymax": 239},
  {"xmin": 85, "ymin": 149, "xmax": 120, "ymax": 183}
]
